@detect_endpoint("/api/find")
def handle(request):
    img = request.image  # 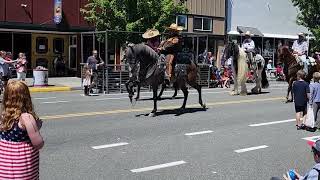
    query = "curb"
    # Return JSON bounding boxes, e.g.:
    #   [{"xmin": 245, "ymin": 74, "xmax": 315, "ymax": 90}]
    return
[{"xmin": 29, "ymin": 86, "xmax": 72, "ymax": 93}]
